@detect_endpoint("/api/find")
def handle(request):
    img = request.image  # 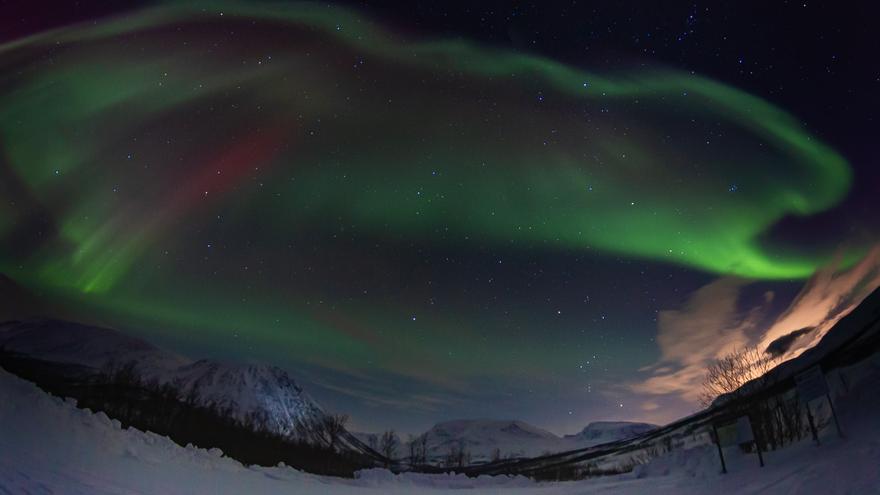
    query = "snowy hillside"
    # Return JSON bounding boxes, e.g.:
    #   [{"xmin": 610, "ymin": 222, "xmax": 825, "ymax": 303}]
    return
[
  {"xmin": 0, "ymin": 319, "xmax": 326, "ymax": 439},
  {"xmin": 2, "ymin": 359, "xmax": 878, "ymax": 494}
]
